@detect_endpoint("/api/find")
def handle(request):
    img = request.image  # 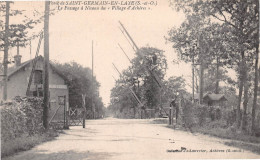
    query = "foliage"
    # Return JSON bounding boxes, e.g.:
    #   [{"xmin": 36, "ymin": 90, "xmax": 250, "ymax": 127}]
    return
[
  {"xmin": 0, "ymin": 2, "xmax": 44, "ymax": 50},
  {"xmin": 52, "ymin": 61, "xmax": 105, "ymax": 117},
  {"xmin": 168, "ymin": 0, "xmax": 259, "ymax": 133},
  {"xmin": 109, "ymin": 47, "xmax": 171, "ymax": 118},
  {"xmin": 1, "ymin": 129, "xmax": 59, "ymax": 158},
  {"xmin": 1, "ymin": 97, "xmax": 44, "ymax": 142}
]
